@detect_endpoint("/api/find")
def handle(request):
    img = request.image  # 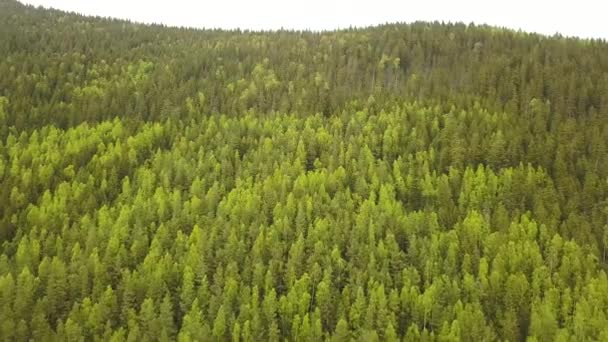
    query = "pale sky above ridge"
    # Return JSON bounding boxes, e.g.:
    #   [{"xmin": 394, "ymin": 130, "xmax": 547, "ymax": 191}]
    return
[{"xmin": 19, "ymin": 0, "xmax": 608, "ymax": 40}]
